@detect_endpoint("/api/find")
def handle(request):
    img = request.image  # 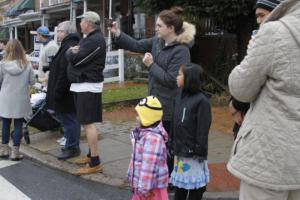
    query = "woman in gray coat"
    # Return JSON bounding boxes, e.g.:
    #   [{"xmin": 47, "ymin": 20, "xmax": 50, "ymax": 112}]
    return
[{"xmin": 0, "ymin": 39, "xmax": 35, "ymax": 161}]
